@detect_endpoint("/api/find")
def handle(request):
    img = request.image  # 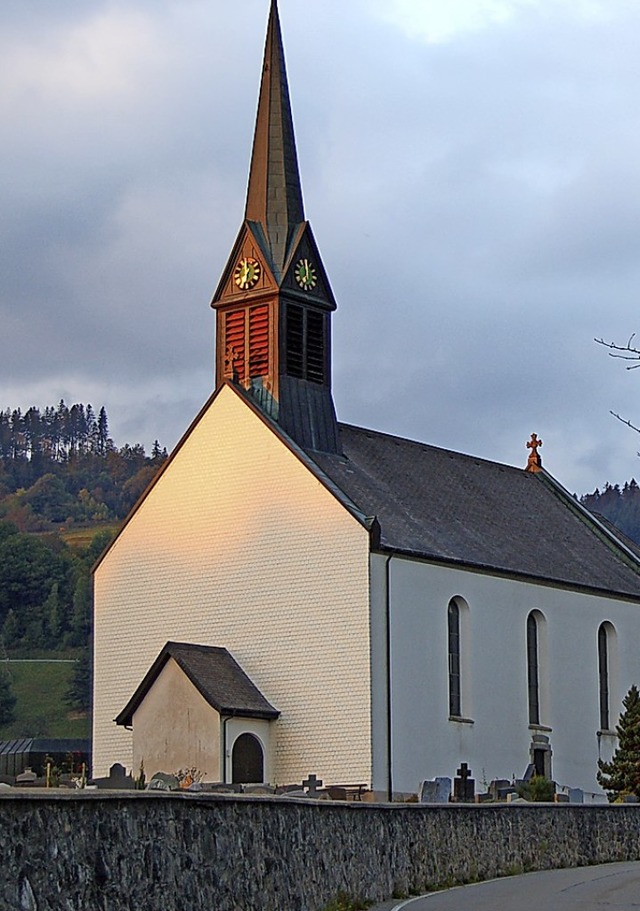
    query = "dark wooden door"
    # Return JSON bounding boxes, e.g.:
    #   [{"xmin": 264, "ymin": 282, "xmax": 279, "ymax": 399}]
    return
[{"xmin": 232, "ymin": 733, "xmax": 264, "ymax": 783}]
